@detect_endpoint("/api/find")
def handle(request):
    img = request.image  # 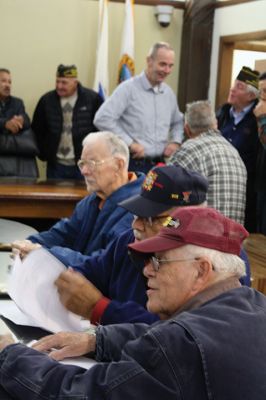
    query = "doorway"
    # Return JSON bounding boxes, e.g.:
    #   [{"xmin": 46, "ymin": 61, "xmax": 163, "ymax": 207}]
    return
[{"xmin": 215, "ymin": 30, "xmax": 266, "ymax": 108}]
